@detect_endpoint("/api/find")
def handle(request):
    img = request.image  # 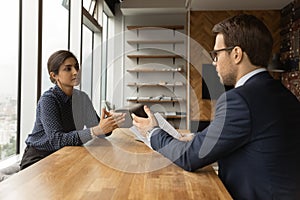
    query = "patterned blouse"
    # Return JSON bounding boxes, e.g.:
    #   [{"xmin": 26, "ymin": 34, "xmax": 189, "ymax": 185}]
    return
[{"xmin": 25, "ymin": 85, "xmax": 100, "ymax": 152}]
